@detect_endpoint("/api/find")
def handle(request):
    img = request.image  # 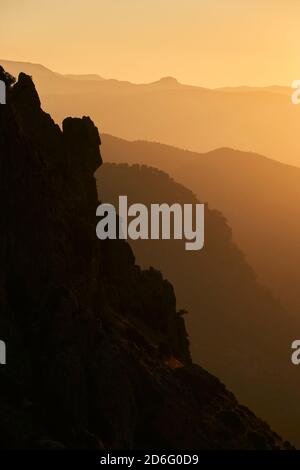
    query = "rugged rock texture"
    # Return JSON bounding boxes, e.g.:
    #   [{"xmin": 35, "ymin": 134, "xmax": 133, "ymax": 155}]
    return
[{"xmin": 0, "ymin": 69, "xmax": 290, "ymax": 449}]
